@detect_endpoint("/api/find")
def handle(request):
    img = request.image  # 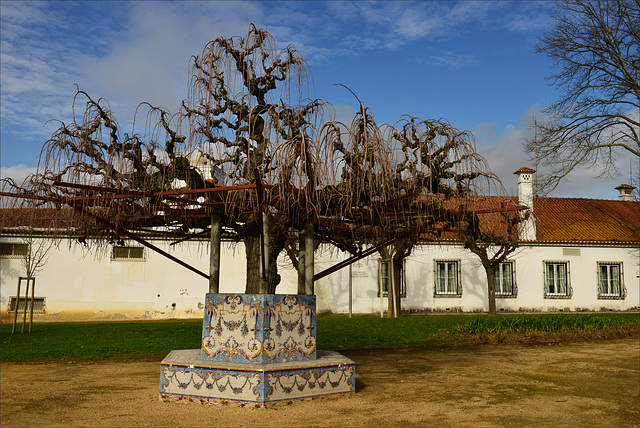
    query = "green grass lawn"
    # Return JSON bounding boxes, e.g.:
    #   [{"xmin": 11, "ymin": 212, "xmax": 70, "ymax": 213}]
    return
[{"xmin": 1, "ymin": 313, "xmax": 638, "ymax": 362}]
